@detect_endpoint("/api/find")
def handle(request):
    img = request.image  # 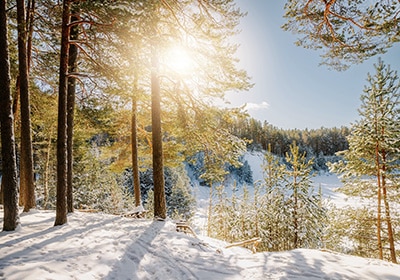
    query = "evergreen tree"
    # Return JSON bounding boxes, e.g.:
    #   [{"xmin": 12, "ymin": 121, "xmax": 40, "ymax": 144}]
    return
[
  {"xmin": 166, "ymin": 166, "xmax": 195, "ymax": 220},
  {"xmin": 282, "ymin": 142, "xmax": 325, "ymax": 249},
  {"xmin": 283, "ymin": 0, "xmax": 400, "ymax": 69},
  {"xmin": 258, "ymin": 145, "xmax": 287, "ymax": 251},
  {"xmin": 325, "ymin": 206, "xmax": 377, "ymax": 259},
  {"xmin": 17, "ymin": 0, "xmax": 36, "ymax": 212},
  {"xmin": 66, "ymin": 4, "xmax": 80, "ymax": 213},
  {"xmin": 55, "ymin": 0, "xmax": 71, "ymax": 226},
  {"xmin": 330, "ymin": 59, "xmax": 400, "ymax": 263},
  {"xmin": 0, "ymin": 0, "xmax": 20, "ymax": 231}
]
